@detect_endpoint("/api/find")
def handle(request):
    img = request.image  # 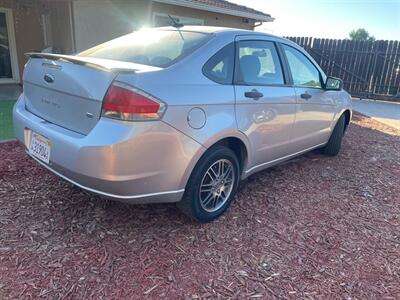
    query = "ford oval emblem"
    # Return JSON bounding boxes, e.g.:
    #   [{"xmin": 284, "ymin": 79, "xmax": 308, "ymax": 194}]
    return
[{"xmin": 44, "ymin": 74, "xmax": 55, "ymax": 83}]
